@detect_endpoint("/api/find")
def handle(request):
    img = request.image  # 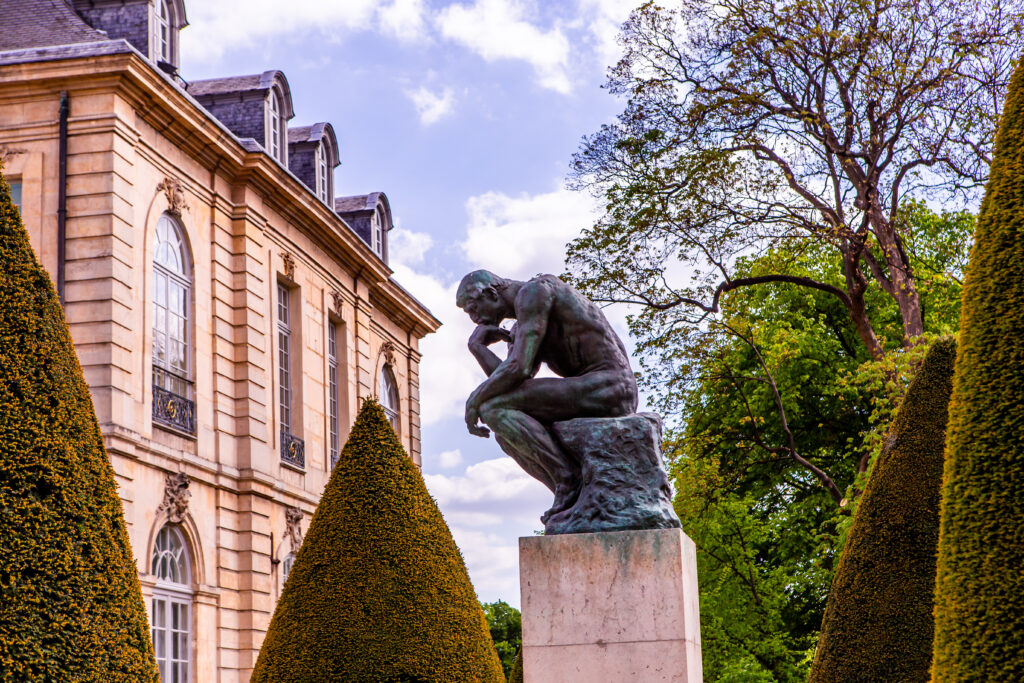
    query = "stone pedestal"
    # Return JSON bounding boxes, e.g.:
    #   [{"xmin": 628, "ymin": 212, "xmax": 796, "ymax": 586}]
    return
[{"xmin": 520, "ymin": 528, "xmax": 702, "ymax": 683}]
